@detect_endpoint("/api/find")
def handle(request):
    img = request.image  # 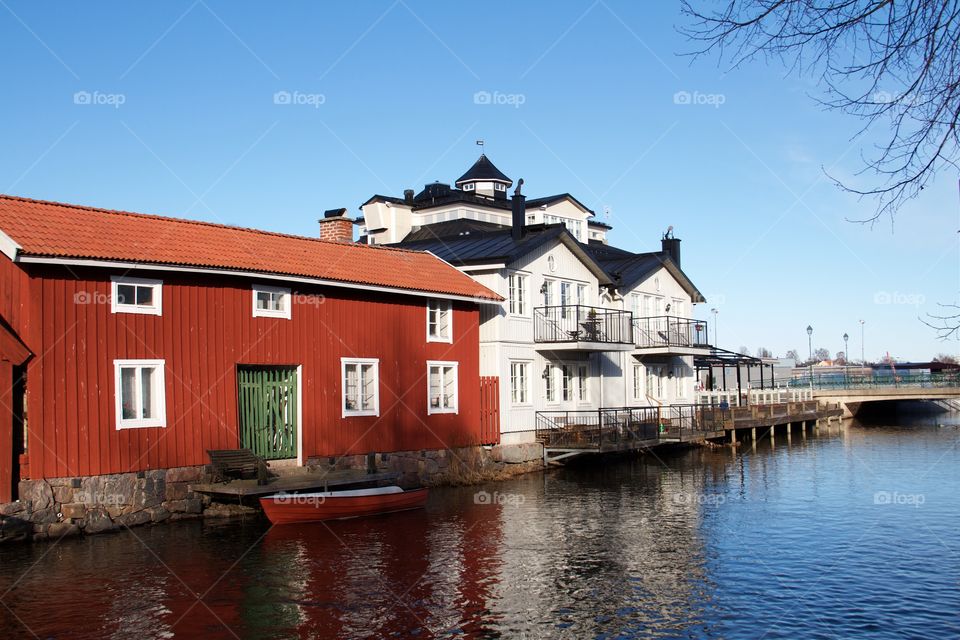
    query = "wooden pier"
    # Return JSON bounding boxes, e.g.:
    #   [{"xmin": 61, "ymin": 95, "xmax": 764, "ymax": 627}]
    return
[{"xmin": 536, "ymin": 401, "xmax": 844, "ymax": 464}]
